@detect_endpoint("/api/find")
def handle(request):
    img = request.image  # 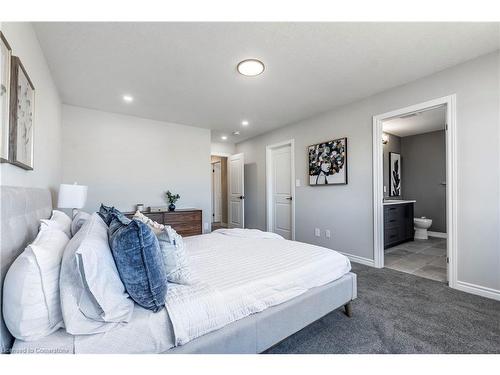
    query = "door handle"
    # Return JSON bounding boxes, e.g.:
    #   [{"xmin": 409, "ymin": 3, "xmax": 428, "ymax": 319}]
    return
[
  {"xmin": 286, "ymin": 197, "xmax": 293, "ymax": 201},
  {"xmin": 239, "ymin": 196, "xmax": 245, "ymax": 200}
]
